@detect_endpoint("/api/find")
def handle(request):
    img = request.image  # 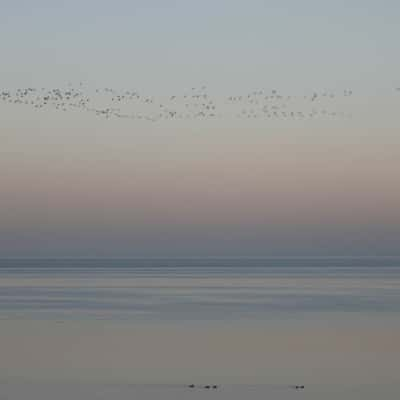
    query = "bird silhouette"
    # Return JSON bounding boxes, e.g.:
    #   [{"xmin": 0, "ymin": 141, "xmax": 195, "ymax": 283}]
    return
[{"xmin": 0, "ymin": 82, "xmax": 357, "ymax": 123}]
